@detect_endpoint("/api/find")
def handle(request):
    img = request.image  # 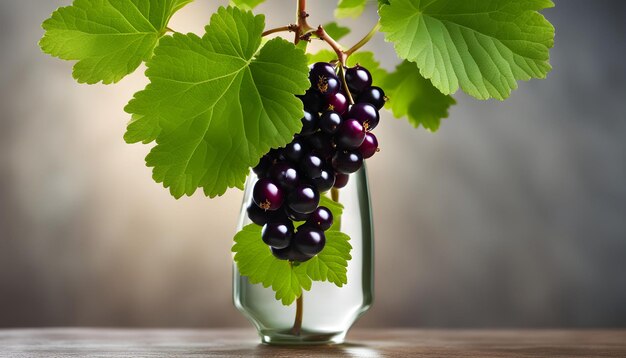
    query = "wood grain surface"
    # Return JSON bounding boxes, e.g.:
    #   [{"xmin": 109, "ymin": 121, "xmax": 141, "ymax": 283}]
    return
[{"xmin": 1, "ymin": 328, "xmax": 625, "ymax": 357}]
